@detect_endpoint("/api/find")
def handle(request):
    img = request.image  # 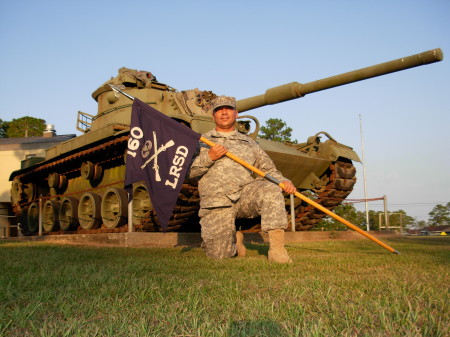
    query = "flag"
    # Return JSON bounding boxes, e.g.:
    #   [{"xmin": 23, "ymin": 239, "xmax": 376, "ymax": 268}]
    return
[{"xmin": 124, "ymin": 99, "xmax": 201, "ymax": 231}]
